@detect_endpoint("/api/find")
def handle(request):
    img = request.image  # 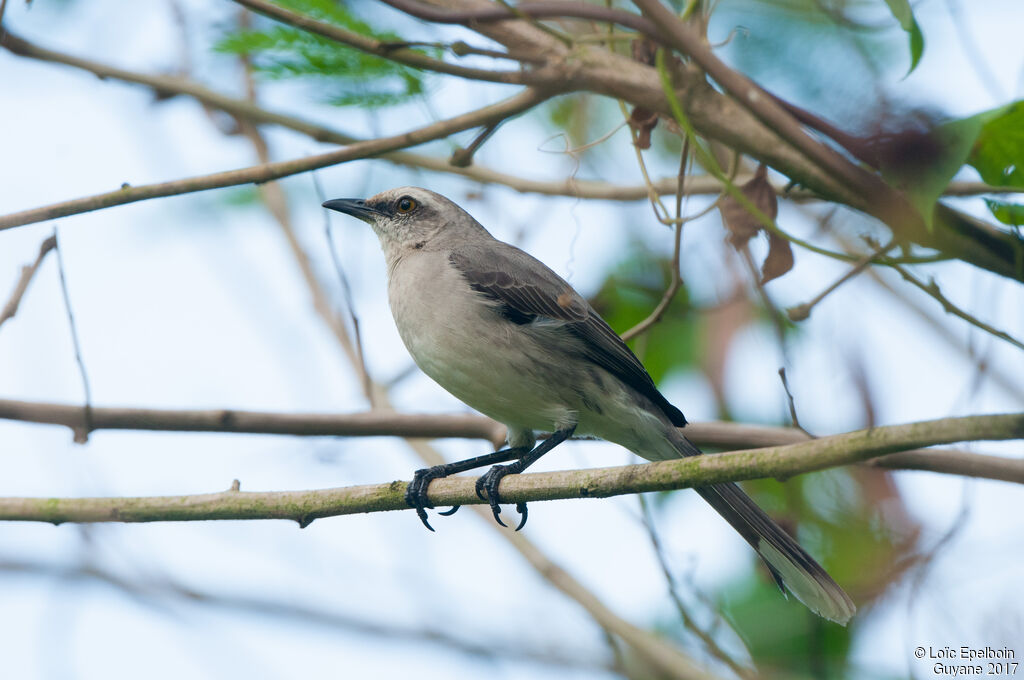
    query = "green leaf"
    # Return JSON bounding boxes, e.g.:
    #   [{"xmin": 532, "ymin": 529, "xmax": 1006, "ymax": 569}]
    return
[
  {"xmin": 880, "ymin": 100, "xmax": 1024, "ymax": 230},
  {"xmin": 984, "ymin": 198, "xmax": 1024, "ymax": 226},
  {"xmin": 880, "ymin": 118, "xmax": 979, "ymax": 230},
  {"xmin": 213, "ymin": 0, "xmax": 434, "ymax": 108},
  {"xmin": 883, "ymin": 0, "xmax": 925, "ymax": 74},
  {"xmin": 968, "ymin": 101, "xmax": 1024, "ymax": 188},
  {"xmin": 587, "ymin": 249, "xmax": 698, "ymax": 383}
]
